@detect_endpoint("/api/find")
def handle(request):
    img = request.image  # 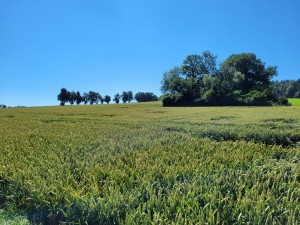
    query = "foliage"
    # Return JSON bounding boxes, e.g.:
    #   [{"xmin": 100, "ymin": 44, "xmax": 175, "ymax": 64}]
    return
[
  {"xmin": 134, "ymin": 92, "xmax": 158, "ymax": 102},
  {"xmin": 276, "ymin": 97, "xmax": 290, "ymax": 106},
  {"xmin": 121, "ymin": 91, "xmax": 133, "ymax": 103},
  {"xmin": 57, "ymin": 88, "xmax": 69, "ymax": 106},
  {"xmin": 87, "ymin": 91, "xmax": 101, "ymax": 105},
  {"xmin": 113, "ymin": 93, "xmax": 121, "ymax": 104},
  {"xmin": 104, "ymin": 95, "xmax": 111, "ymax": 104},
  {"xmin": 161, "ymin": 51, "xmax": 279, "ymax": 106},
  {"xmin": 68, "ymin": 91, "xmax": 76, "ymax": 105},
  {"xmin": 182, "ymin": 51, "xmax": 217, "ymax": 79},
  {"xmin": 75, "ymin": 91, "xmax": 82, "ymax": 105},
  {"xmin": 0, "ymin": 103, "xmax": 299, "ymax": 224},
  {"xmin": 57, "ymin": 89, "xmax": 137, "ymax": 106},
  {"xmin": 272, "ymin": 79, "xmax": 300, "ymax": 98},
  {"xmin": 0, "ymin": 210, "xmax": 29, "ymax": 225}
]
